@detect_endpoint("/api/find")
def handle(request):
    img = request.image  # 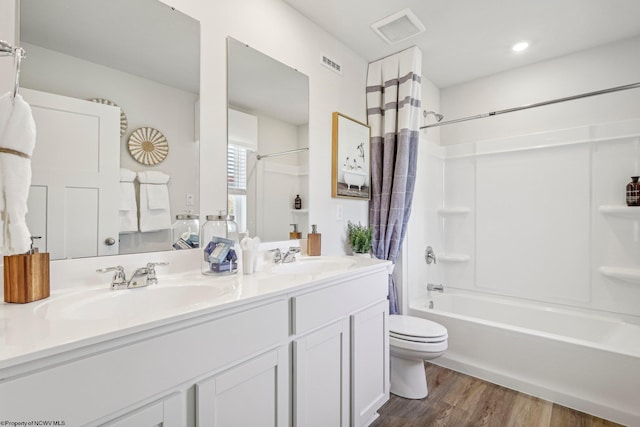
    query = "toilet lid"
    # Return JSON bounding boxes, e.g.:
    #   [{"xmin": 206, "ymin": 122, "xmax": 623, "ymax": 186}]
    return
[{"xmin": 389, "ymin": 315, "xmax": 447, "ymax": 340}]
